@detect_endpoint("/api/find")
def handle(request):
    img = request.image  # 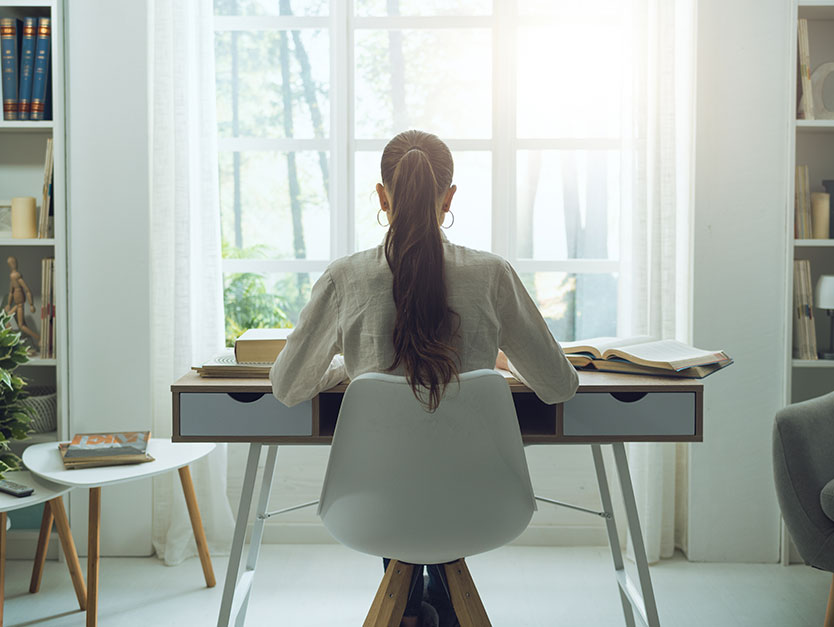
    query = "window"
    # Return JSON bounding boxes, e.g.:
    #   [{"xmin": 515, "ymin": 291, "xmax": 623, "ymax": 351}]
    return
[{"xmin": 214, "ymin": 0, "xmax": 627, "ymax": 344}]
